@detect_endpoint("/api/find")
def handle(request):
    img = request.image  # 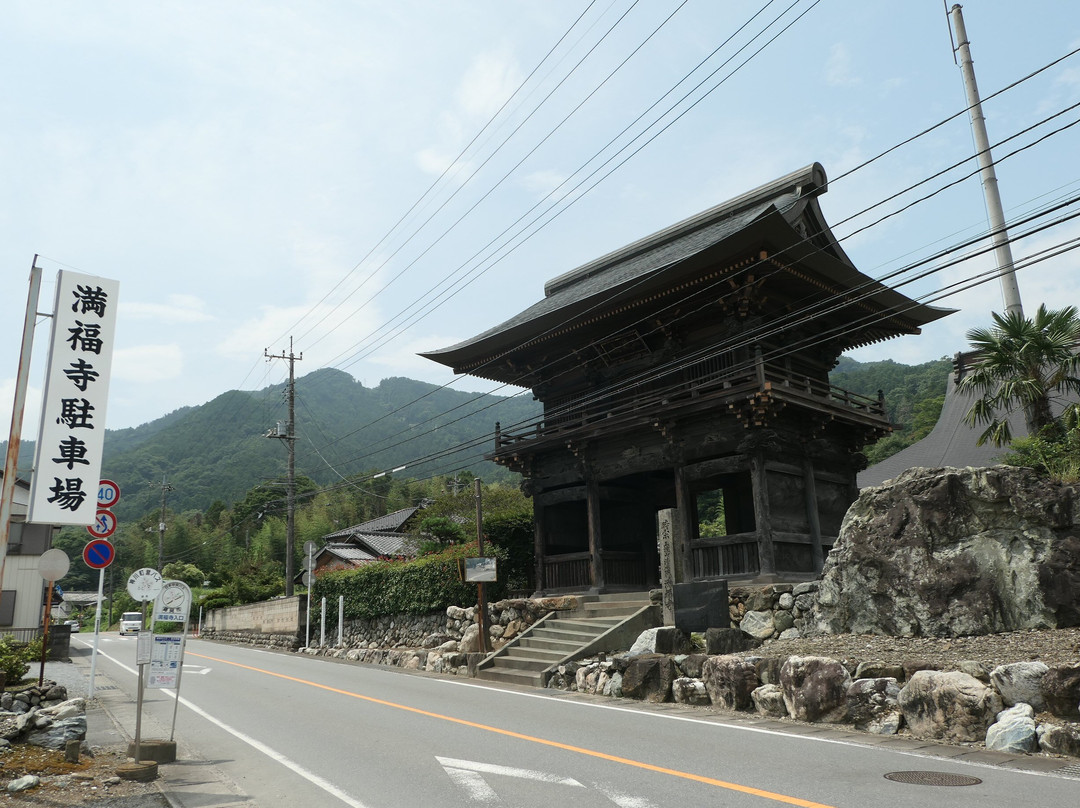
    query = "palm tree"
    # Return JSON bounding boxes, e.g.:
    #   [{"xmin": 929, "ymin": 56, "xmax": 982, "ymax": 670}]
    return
[{"xmin": 959, "ymin": 304, "xmax": 1080, "ymax": 446}]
